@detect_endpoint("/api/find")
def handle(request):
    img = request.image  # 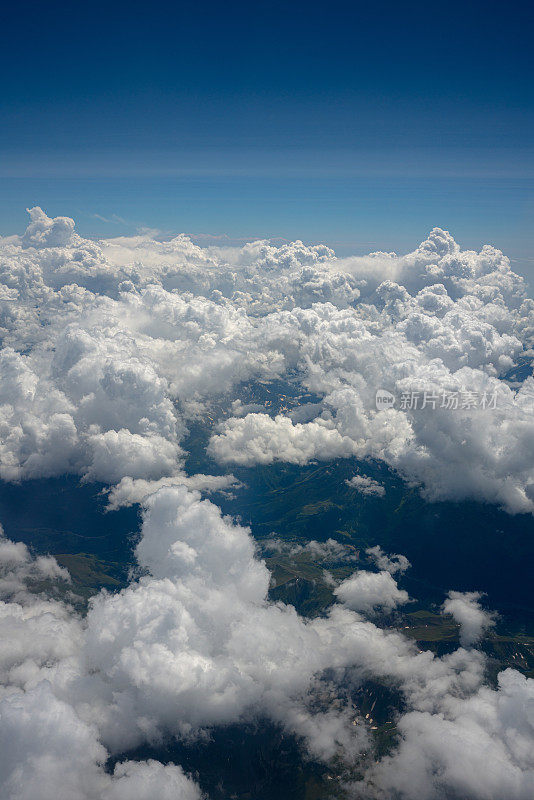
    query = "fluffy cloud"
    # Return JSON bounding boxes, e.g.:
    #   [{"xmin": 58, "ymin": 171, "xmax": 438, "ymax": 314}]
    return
[
  {"xmin": 366, "ymin": 545, "xmax": 410, "ymax": 575},
  {"xmin": 0, "ymin": 485, "xmax": 532, "ymax": 800},
  {"xmin": 105, "ymin": 472, "xmax": 241, "ymax": 510},
  {"xmin": 1, "ymin": 208, "xmax": 534, "ymax": 799},
  {"xmin": 261, "ymin": 536, "xmax": 357, "ymax": 562},
  {"xmin": 0, "ymin": 527, "xmax": 70, "ymax": 602},
  {"xmin": 442, "ymin": 591, "xmax": 496, "ymax": 647},
  {"xmin": 366, "ymin": 669, "xmax": 534, "ymax": 800},
  {"xmin": 0, "ymin": 526, "xmax": 204, "ymax": 800},
  {"xmin": 82, "ymin": 486, "xmax": 370, "ymax": 757},
  {"xmin": 208, "ymin": 412, "xmax": 355, "ymax": 465},
  {"xmin": 346, "ymin": 475, "xmax": 386, "ymax": 496},
  {"xmin": 1, "ymin": 208, "xmax": 533, "ymax": 512},
  {"xmin": 0, "ymin": 685, "xmax": 203, "ymax": 800},
  {"xmin": 334, "ymin": 570, "xmax": 410, "ymax": 614},
  {"xmin": 22, "ymin": 206, "xmax": 77, "ymax": 249}
]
